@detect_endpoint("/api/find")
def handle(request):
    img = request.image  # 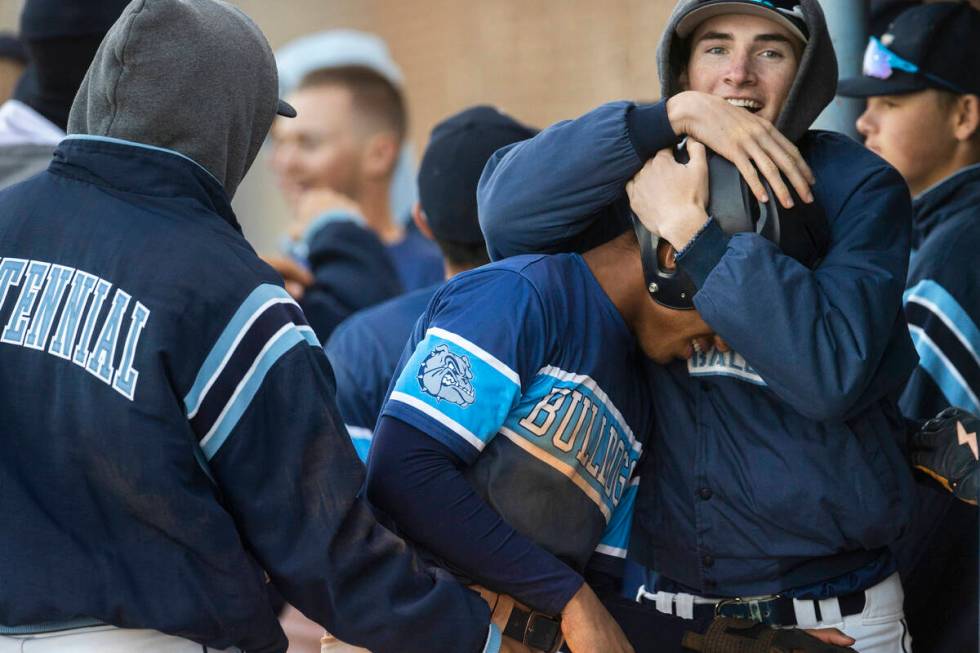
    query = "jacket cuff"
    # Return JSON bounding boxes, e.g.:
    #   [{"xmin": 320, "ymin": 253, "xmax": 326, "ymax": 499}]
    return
[
  {"xmin": 290, "ymin": 209, "xmax": 366, "ymax": 261},
  {"xmin": 626, "ymin": 101, "xmax": 678, "ymax": 162},
  {"xmin": 676, "ymin": 218, "xmax": 731, "ymax": 290}
]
